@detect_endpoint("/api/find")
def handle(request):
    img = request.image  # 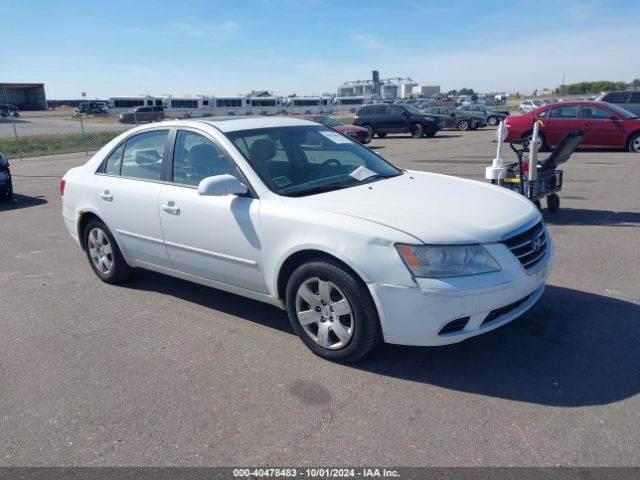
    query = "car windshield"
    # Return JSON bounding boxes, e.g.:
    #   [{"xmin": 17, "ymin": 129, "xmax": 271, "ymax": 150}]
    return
[
  {"xmin": 603, "ymin": 102, "xmax": 638, "ymax": 119},
  {"xmin": 533, "ymin": 100, "xmax": 544, "ymax": 106},
  {"xmin": 315, "ymin": 116, "xmax": 343, "ymax": 127},
  {"xmin": 225, "ymin": 125, "xmax": 402, "ymax": 197}
]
